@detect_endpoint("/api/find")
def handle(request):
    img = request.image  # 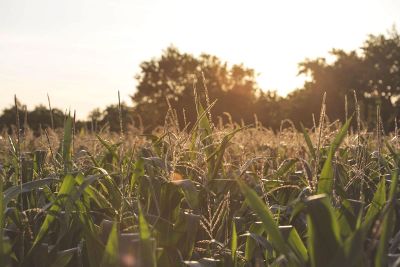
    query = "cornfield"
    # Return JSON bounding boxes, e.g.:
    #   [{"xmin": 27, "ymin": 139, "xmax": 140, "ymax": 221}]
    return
[{"xmin": 0, "ymin": 94, "xmax": 400, "ymax": 267}]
